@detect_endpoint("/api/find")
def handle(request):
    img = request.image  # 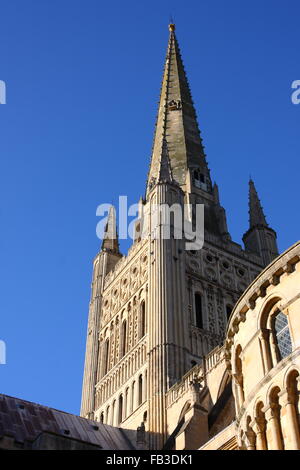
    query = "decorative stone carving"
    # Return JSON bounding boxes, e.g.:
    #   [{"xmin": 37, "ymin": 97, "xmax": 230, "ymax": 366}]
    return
[{"xmin": 204, "ymin": 267, "xmax": 217, "ymax": 282}]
